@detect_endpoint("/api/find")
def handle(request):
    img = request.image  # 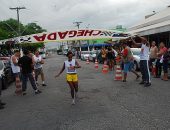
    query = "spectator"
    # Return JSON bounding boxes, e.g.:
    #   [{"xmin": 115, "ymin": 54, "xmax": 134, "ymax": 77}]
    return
[
  {"xmin": 11, "ymin": 50, "xmax": 22, "ymax": 95},
  {"xmin": 107, "ymin": 47, "xmax": 114, "ymax": 71},
  {"xmin": 156, "ymin": 42, "xmax": 168, "ymax": 78},
  {"xmin": 101, "ymin": 47, "xmax": 107, "ymax": 64},
  {"xmin": 162, "ymin": 47, "xmax": 169, "ymax": 81},
  {"xmin": 122, "ymin": 42, "xmax": 140, "ymax": 82},
  {"xmin": 149, "ymin": 41, "xmax": 158, "ymax": 69},
  {"xmin": 131, "ymin": 36, "xmax": 151, "ymax": 87},
  {"xmin": 33, "ymin": 50, "xmax": 47, "ymax": 86},
  {"xmin": 18, "ymin": 50, "xmax": 42, "ymax": 95}
]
